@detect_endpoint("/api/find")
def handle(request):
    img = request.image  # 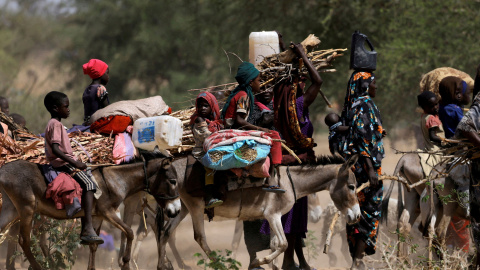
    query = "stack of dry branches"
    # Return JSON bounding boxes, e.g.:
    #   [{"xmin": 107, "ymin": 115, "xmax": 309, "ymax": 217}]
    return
[
  {"xmin": 257, "ymin": 34, "xmax": 346, "ymax": 107},
  {"xmin": 392, "ymin": 136, "xmax": 479, "ymax": 174},
  {"xmin": 0, "ymin": 111, "xmax": 27, "ymax": 135},
  {"xmin": 0, "ymin": 130, "xmax": 115, "ymax": 167},
  {"xmin": 168, "ymin": 34, "xmax": 346, "ymax": 154}
]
